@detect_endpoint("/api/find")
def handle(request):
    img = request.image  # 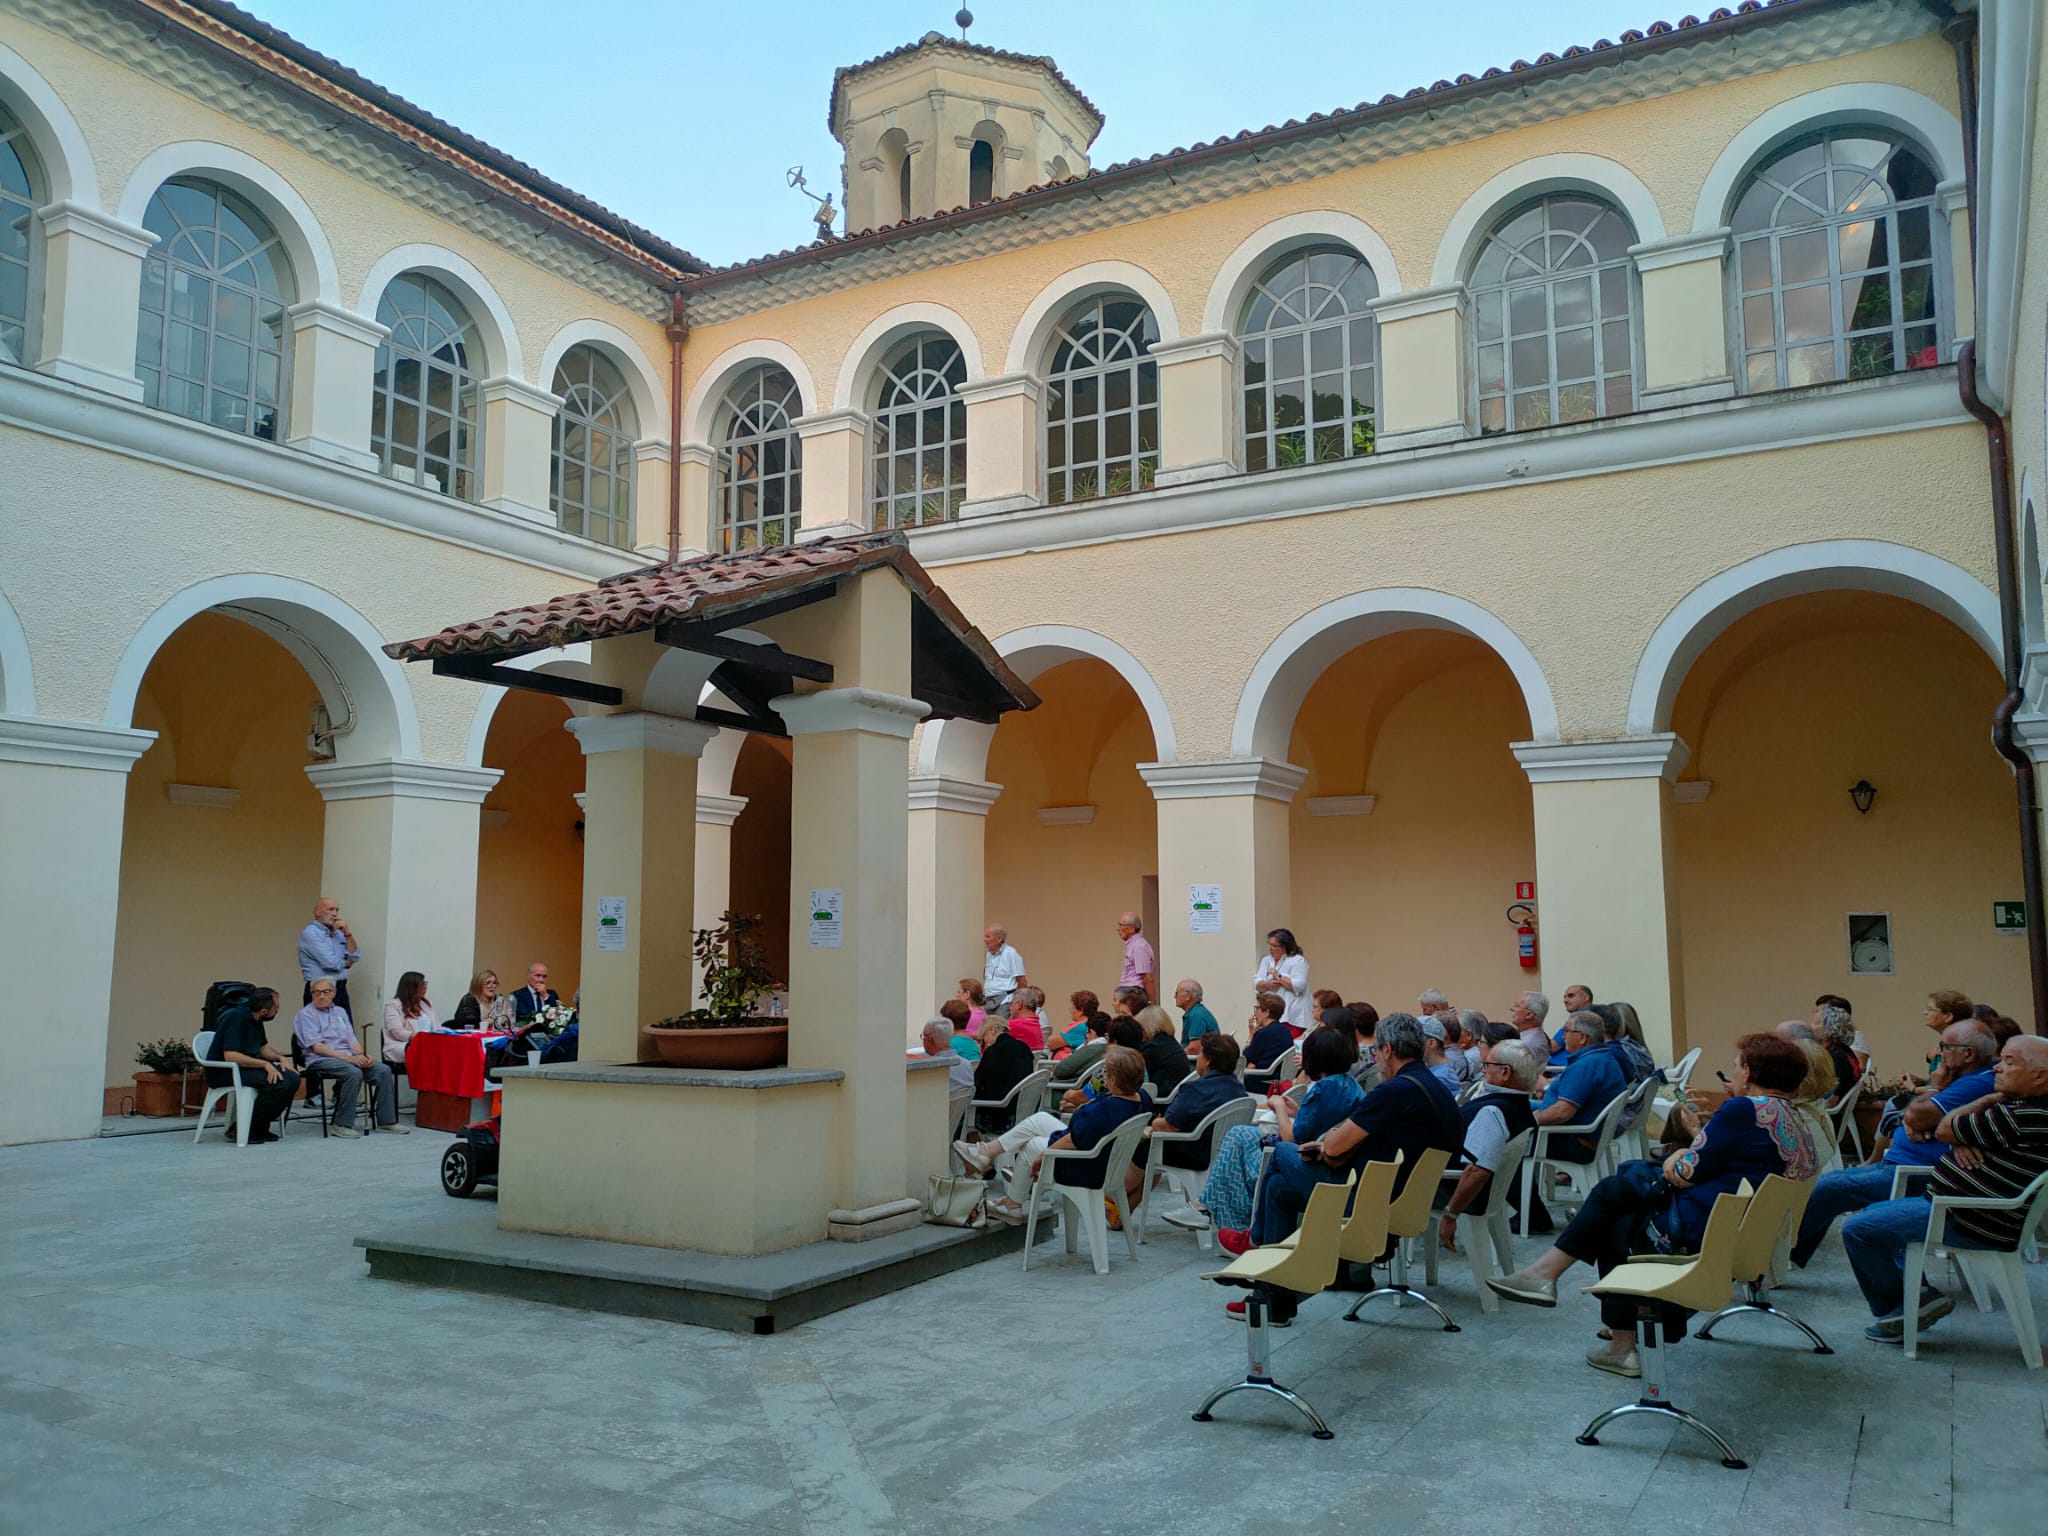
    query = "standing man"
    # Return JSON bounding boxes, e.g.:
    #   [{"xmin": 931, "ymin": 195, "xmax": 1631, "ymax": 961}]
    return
[
  {"xmin": 511, "ymin": 962, "xmax": 560, "ymax": 1021},
  {"xmin": 1174, "ymin": 979, "xmax": 1220, "ymax": 1047},
  {"xmin": 297, "ymin": 897, "xmax": 358, "ymax": 1013},
  {"xmin": 294, "ymin": 979, "xmax": 403, "ymax": 1137},
  {"xmin": 203, "ymin": 986, "xmax": 299, "ymax": 1143},
  {"xmin": 1116, "ymin": 912, "xmax": 1157, "ymax": 1003},
  {"xmin": 981, "ymin": 925, "xmax": 1028, "ymax": 1014}
]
